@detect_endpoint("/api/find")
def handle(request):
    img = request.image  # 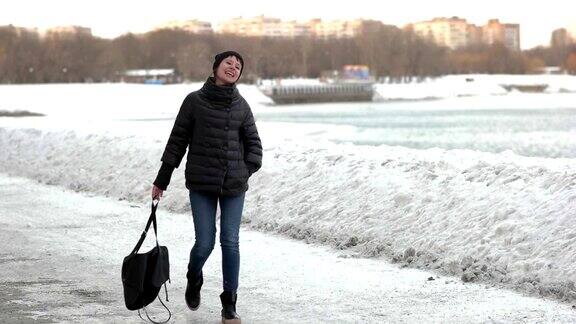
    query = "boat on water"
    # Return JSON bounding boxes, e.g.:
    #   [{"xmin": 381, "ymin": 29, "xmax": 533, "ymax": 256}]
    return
[{"xmin": 259, "ymin": 65, "xmax": 375, "ymax": 105}]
